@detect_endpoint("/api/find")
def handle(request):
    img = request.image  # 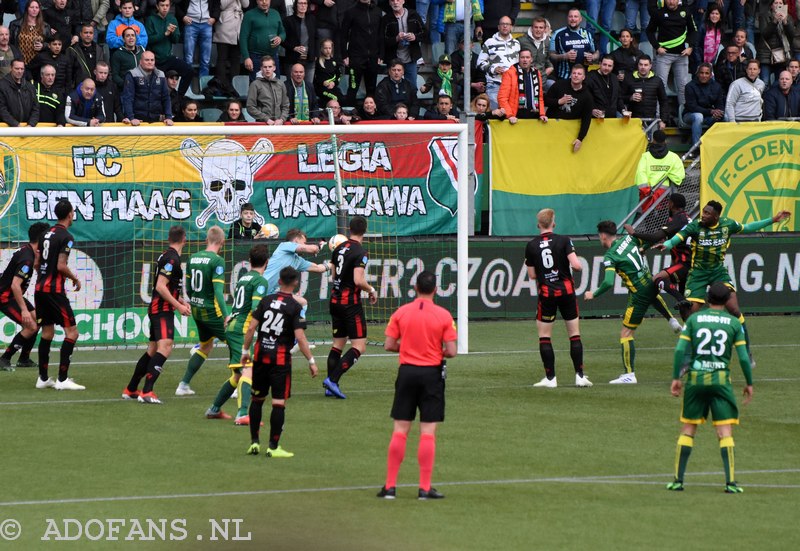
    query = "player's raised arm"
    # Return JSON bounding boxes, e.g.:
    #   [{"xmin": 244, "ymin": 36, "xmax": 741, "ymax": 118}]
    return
[
  {"xmin": 742, "ymin": 210, "xmax": 792, "ymax": 232},
  {"xmin": 585, "ymin": 267, "xmax": 615, "ymax": 300}
]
